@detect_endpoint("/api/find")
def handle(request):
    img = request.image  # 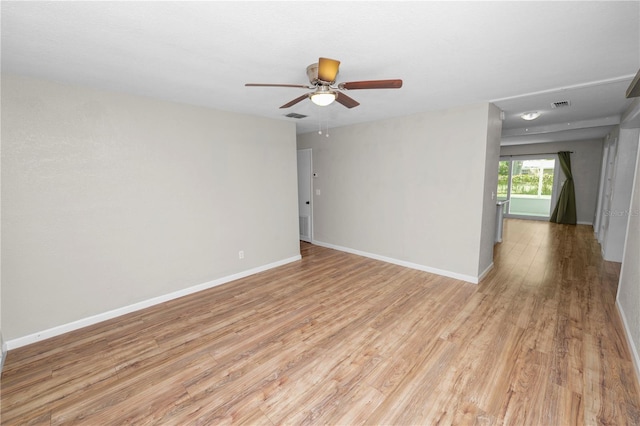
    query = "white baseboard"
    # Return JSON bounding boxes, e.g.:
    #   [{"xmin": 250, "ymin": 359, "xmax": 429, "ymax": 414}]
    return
[
  {"xmin": 1, "ymin": 333, "xmax": 7, "ymax": 373},
  {"xmin": 478, "ymin": 262, "xmax": 494, "ymax": 282},
  {"xmin": 311, "ymin": 240, "xmax": 479, "ymax": 284},
  {"xmin": 6, "ymin": 255, "xmax": 301, "ymax": 350},
  {"xmin": 505, "ymin": 214, "xmax": 548, "ymax": 222},
  {"xmin": 506, "ymin": 216, "xmax": 593, "ymax": 226},
  {"xmin": 616, "ymin": 300, "xmax": 640, "ymax": 387}
]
